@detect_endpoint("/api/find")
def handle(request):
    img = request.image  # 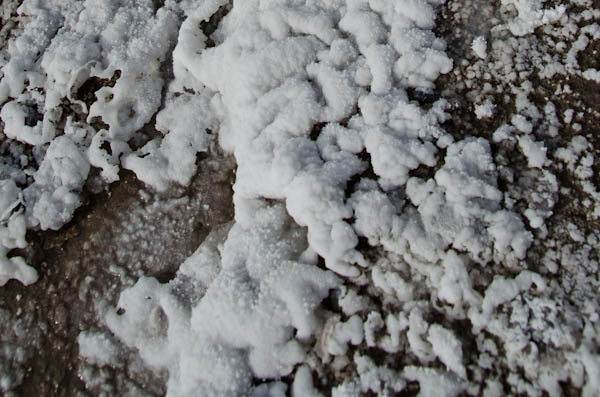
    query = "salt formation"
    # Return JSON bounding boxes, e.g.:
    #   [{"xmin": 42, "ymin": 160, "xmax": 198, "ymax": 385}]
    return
[
  {"xmin": 0, "ymin": 0, "xmax": 182, "ymax": 284},
  {"xmin": 1, "ymin": 0, "xmax": 599, "ymax": 395}
]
